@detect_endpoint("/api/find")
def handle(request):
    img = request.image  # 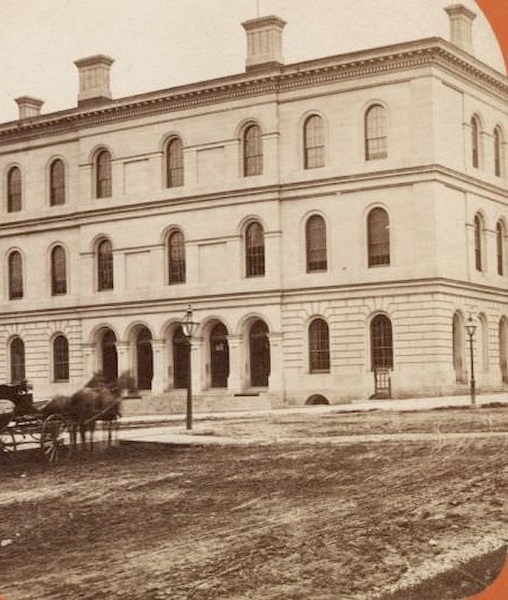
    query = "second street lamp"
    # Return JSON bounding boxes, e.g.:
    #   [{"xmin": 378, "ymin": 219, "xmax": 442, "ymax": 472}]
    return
[
  {"xmin": 180, "ymin": 304, "xmax": 199, "ymax": 430},
  {"xmin": 465, "ymin": 315, "xmax": 477, "ymax": 406}
]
